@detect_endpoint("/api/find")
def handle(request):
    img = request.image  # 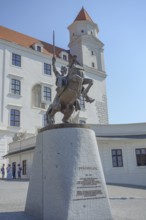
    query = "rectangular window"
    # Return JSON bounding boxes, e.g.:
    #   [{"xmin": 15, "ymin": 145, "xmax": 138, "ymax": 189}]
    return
[
  {"xmin": 80, "ymin": 95, "xmax": 85, "ymax": 109},
  {"xmin": 12, "ymin": 53, "xmax": 21, "ymax": 67},
  {"xmin": 11, "ymin": 79, "xmax": 21, "ymax": 95},
  {"xmin": 22, "ymin": 160, "xmax": 27, "ymax": 175},
  {"xmin": 91, "ymin": 51, "xmax": 94, "ymax": 56},
  {"xmin": 92, "ymin": 62, "xmax": 95, "ymax": 68},
  {"xmin": 135, "ymin": 148, "xmax": 146, "ymax": 166},
  {"xmin": 112, "ymin": 149, "xmax": 123, "ymax": 167},
  {"xmin": 43, "ymin": 86, "xmax": 51, "ymax": 102},
  {"xmin": 10, "ymin": 109, "xmax": 20, "ymax": 127},
  {"xmin": 44, "ymin": 63, "xmax": 51, "ymax": 75},
  {"xmin": 43, "ymin": 114, "xmax": 48, "ymax": 127}
]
